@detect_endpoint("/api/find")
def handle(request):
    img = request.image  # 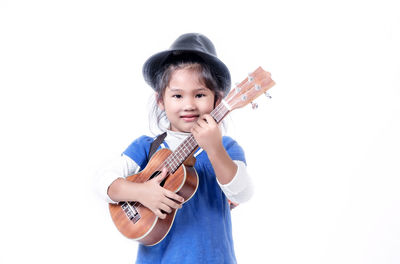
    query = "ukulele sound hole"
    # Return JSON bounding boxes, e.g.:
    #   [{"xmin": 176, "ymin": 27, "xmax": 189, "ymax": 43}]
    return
[{"xmin": 149, "ymin": 171, "xmax": 167, "ymax": 187}]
